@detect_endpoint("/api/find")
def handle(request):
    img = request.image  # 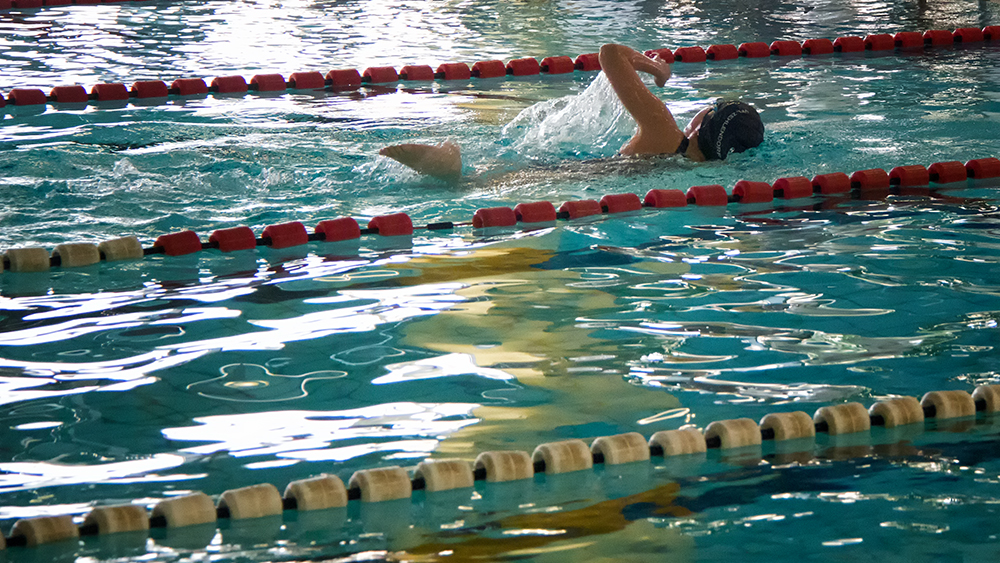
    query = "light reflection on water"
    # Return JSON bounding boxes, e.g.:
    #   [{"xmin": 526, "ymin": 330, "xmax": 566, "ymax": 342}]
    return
[
  {"xmin": 0, "ymin": 194, "xmax": 998, "ymax": 561},
  {"xmin": 163, "ymin": 402, "xmax": 480, "ymax": 461}
]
